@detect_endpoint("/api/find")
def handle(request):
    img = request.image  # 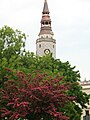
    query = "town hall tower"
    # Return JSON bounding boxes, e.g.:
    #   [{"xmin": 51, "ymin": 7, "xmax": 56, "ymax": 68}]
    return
[{"xmin": 36, "ymin": 0, "xmax": 56, "ymax": 58}]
